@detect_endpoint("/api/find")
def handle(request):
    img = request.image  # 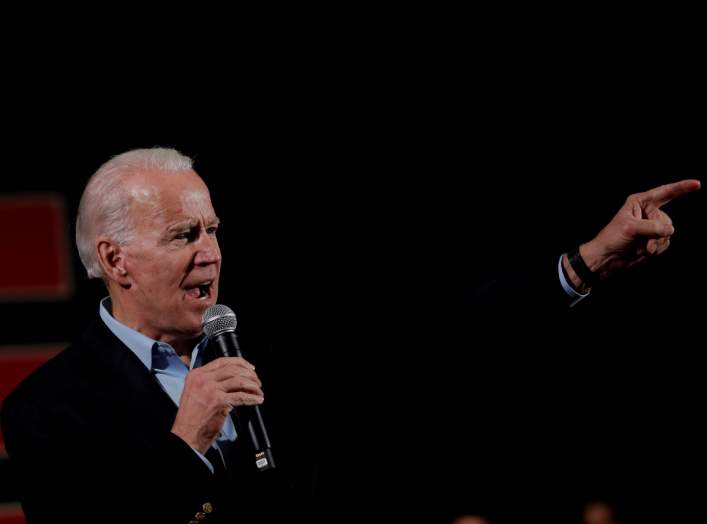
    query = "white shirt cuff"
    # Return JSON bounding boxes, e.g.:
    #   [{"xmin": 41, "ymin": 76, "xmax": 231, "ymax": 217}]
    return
[{"xmin": 558, "ymin": 254, "xmax": 590, "ymax": 307}]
